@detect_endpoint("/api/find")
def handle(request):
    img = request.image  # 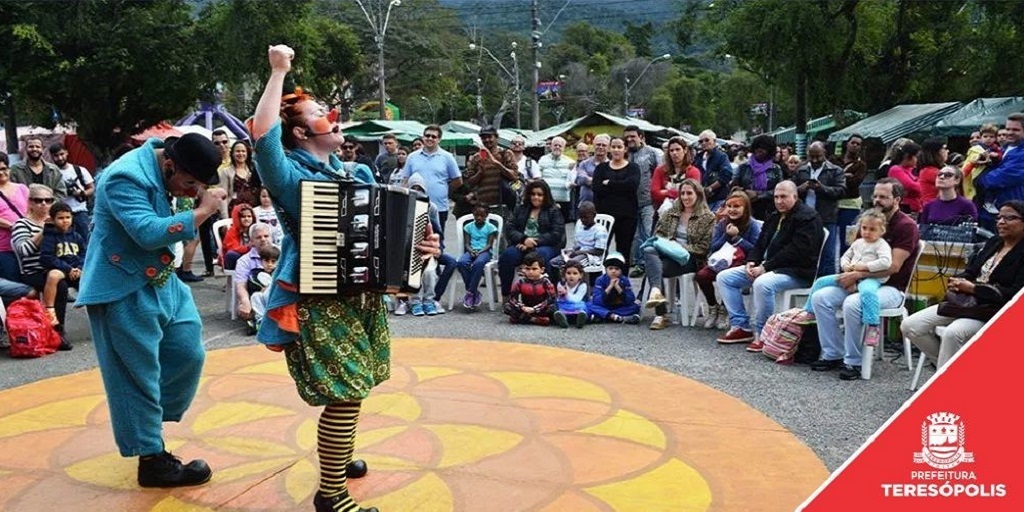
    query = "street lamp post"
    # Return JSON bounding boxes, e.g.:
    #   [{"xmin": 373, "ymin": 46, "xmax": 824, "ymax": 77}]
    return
[
  {"xmin": 469, "ymin": 42, "xmax": 521, "ymax": 128},
  {"xmin": 420, "ymin": 96, "xmax": 435, "ymax": 123},
  {"xmin": 623, "ymin": 53, "xmax": 671, "ymax": 117},
  {"xmin": 355, "ymin": 0, "xmax": 402, "ymax": 120}
]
